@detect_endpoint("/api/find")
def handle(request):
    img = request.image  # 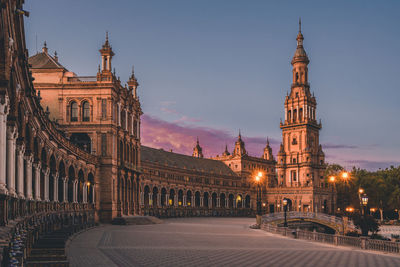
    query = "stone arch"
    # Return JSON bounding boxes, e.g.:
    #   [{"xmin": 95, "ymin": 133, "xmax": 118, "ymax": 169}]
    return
[
  {"xmin": 212, "ymin": 192, "xmax": 217, "ymax": 208},
  {"xmin": 68, "ymin": 165, "xmax": 75, "ymax": 202},
  {"xmin": 220, "ymin": 193, "xmax": 226, "ymax": 208},
  {"xmin": 161, "ymin": 187, "xmax": 167, "ymax": 207},
  {"xmin": 245, "ymin": 195, "xmax": 251, "ymax": 208},
  {"xmin": 203, "ymin": 192, "xmax": 209, "ymax": 207},
  {"xmin": 169, "ymin": 188, "xmax": 175, "ymax": 206},
  {"xmin": 195, "ymin": 191, "xmax": 201, "ymax": 207},
  {"xmin": 178, "ymin": 189, "xmax": 184, "ymax": 206},
  {"xmin": 58, "ymin": 160, "xmax": 66, "ymax": 202},
  {"xmin": 78, "ymin": 169, "xmax": 85, "ymax": 203},
  {"xmin": 144, "ymin": 185, "xmax": 150, "ymax": 207},
  {"xmin": 187, "ymin": 190, "xmax": 192, "ymax": 207},
  {"xmin": 49, "ymin": 154, "xmax": 57, "ymax": 201},
  {"xmin": 152, "ymin": 186, "xmax": 158, "ymax": 207},
  {"xmin": 228, "ymin": 193, "xmax": 234, "ymax": 208}
]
